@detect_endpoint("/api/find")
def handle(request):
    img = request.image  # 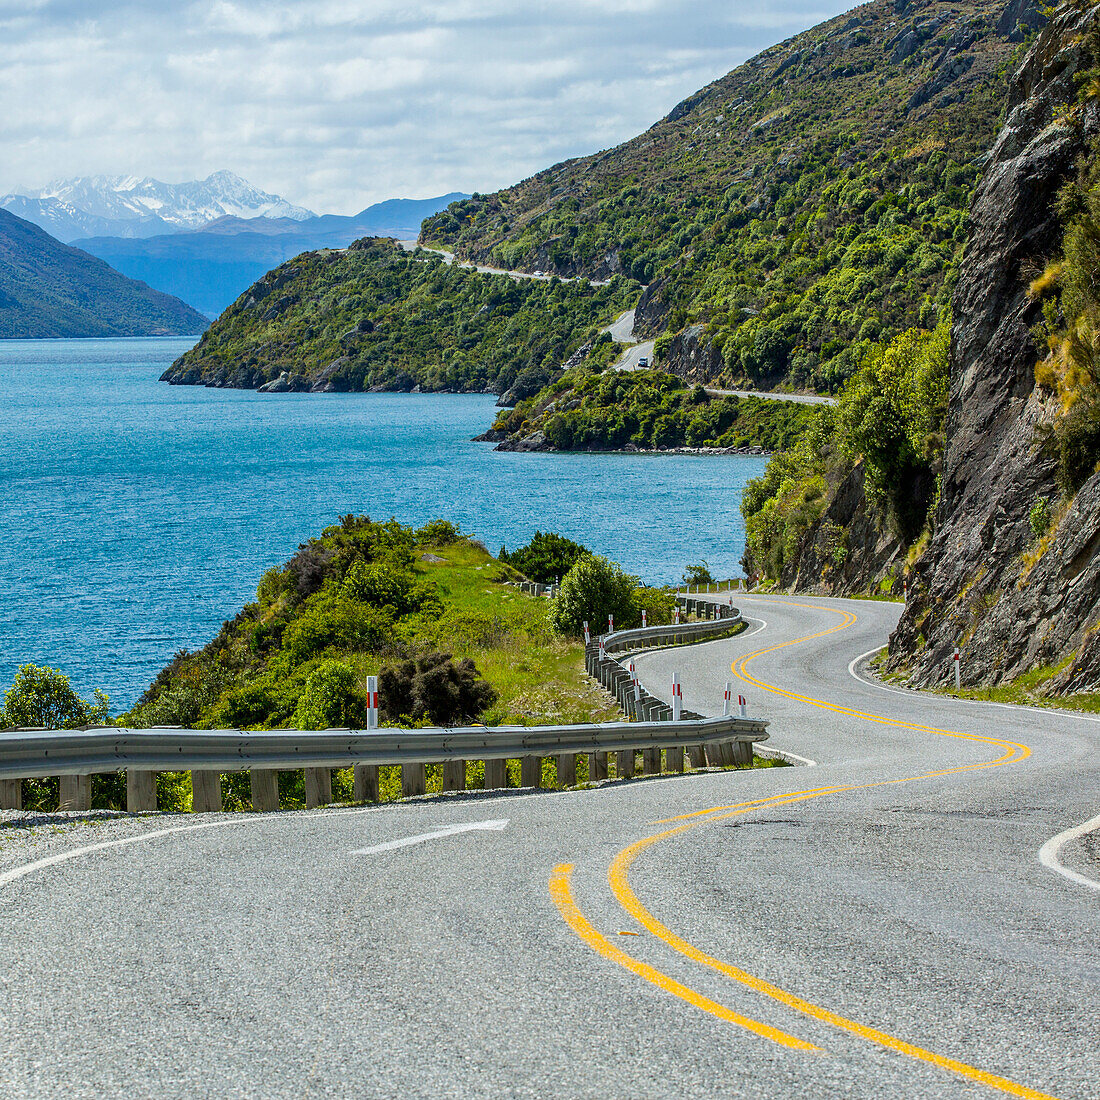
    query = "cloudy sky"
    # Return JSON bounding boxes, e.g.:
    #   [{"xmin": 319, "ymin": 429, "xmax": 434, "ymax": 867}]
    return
[{"xmin": 1, "ymin": 0, "xmax": 849, "ymax": 214}]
